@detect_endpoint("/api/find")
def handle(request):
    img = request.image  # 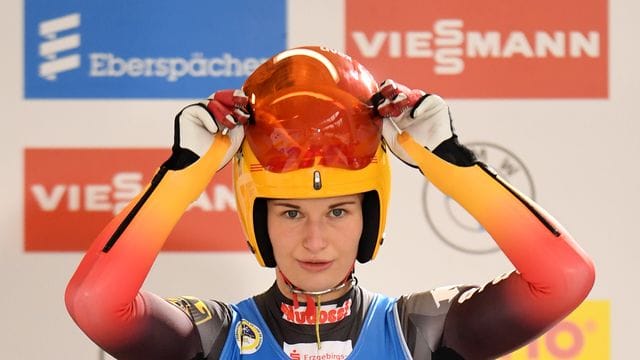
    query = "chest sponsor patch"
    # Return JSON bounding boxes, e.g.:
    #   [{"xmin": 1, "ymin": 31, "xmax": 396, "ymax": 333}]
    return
[
  {"xmin": 284, "ymin": 340, "xmax": 352, "ymax": 360},
  {"xmin": 280, "ymin": 299, "xmax": 352, "ymax": 325}
]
